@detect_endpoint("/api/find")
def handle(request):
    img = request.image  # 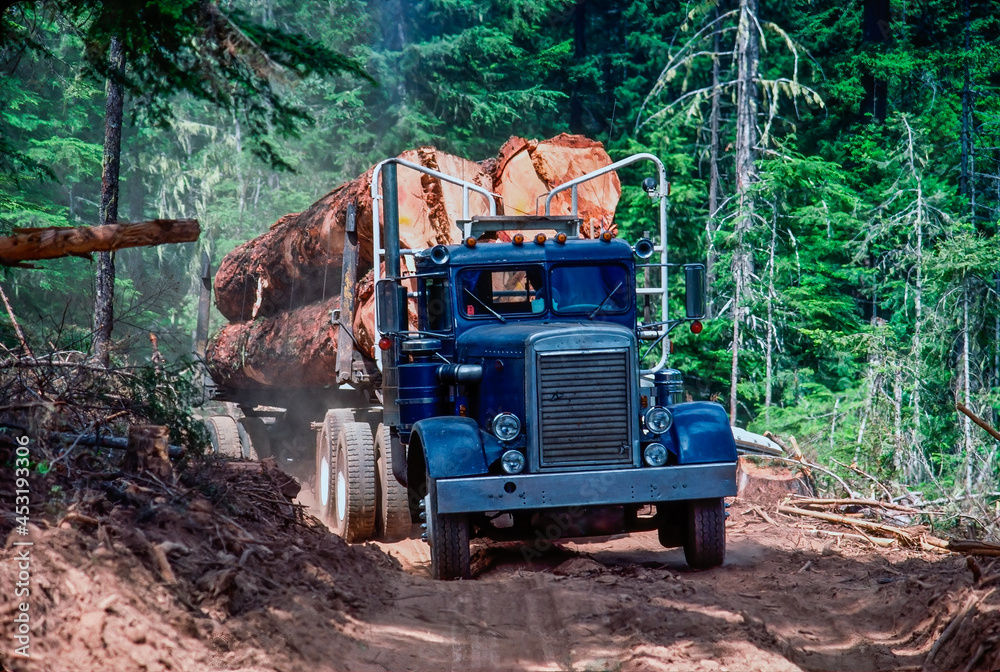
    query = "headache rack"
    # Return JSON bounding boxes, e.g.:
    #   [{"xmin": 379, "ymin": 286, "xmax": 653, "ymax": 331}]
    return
[{"xmin": 369, "ymin": 153, "xmax": 674, "ymax": 374}]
